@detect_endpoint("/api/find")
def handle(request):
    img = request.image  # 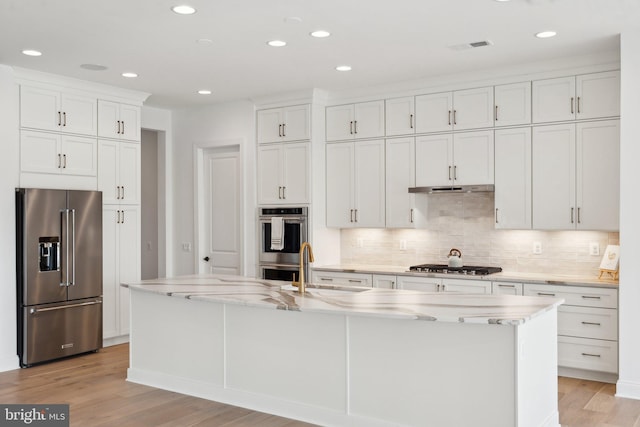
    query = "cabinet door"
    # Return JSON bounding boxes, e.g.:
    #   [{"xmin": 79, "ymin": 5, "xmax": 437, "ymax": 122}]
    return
[
  {"xmin": 415, "ymin": 92, "xmax": 453, "ymax": 133},
  {"xmin": 102, "ymin": 206, "xmax": 119, "ymax": 339},
  {"xmin": 119, "ymin": 104, "xmax": 141, "ymax": 142},
  {"xmin": 98, "ymin": 140, "xmax": 119, "ymax": 204},
  {"xmin": 386, "ymin": 137, "xmax": 416, "ymax": 228},
  {"xmin": 118, "ymin": 205, "xmax": 141, "ymax": 335},
  {"xmin": 532, "ymin": 76, "xmax": 576, "ymax": 123},
  {"xmin": 312, "ymin": 271, "xmax": 372, "ymax": 287},
  {"xmin": 282, "ymin": 142, "xmax": 310, "ymax": 204},
  {"xmin": 282, "ymin": 105, "xmax": 311, "ymax": 142},
  {"xmin": 20, "ymin": 86, "xmax": 60, "ymax": 131},
  {"xmin": 452, "ymin": 130, "xmax": 494, "ymax": 186},
  {"xmin": 61, "ymin": 93, "xmax": 97, "ymax": 135},
  {"xmin": 257, "ymin": 144, "xmax": 283, "ymax": 204},
  {"xmin": 495, "ymin": 127, "xmax": 531, "ymax": 229},
  {"xmin": 257, "ymin": 108, "xmax": 284, "ymax": 144},
  {"xmin": 492, "ymin": 282, "xmax": 523, "ymax": 295},
  {"xmin": 61, "ymin": 134, "xmax": 97, "ymax": 176},
  {"xmin": 532, "ymin": 124, "xmax": 576, "ymax": 229},
  {"xmin": 98, "ymin": 100, "xmax": 120, "ymax": 139},
  {"xmin": 373, "ymin": 274, "xmax": 397, "ymax": 289},
  {"xmin": 494, "ymin": 82, "xmax": 531, "ymax": 127},
  {"xmin": 326, "ymin": 143, "xmax": 354, "ymax": 227},
  {"xmin": 20, "ymin": 131, "xmax": 60, "ymax": 174},
  {"xmin": 452, "ymin": 87, "xmax": 494, "ymax": 130},
  {"xmin": 576, "ymin": 120, "xmax": 619, "ymax": 230},
  {"xmin": 119, "ymin": 142, "xmax": 141, "ymax": 205},
  {"xmin": 354, "ymin": 139, "xmax": 386, "ymax": 227},
  {"xmin": 354, "ymin": 100, "xmax": 385, "ymax": 139},
  {"xmin": 576, "ymin": 71, "xmax": 620, "ymax": 120},
  {"xmin": 415, "ymin": 134, "xmax": 453, "ymax": 187},
  {"xmin": 397, "ymin": 276, "xmax": 440, "ymax": 292},
  {"xmin": 442, "ymin": 279, "xmax": 491, "ymax": 294},
  {"xmin": 385, "ymin": 97, "xmax": 415, "ymax": 136},
  {"xmin": 326, "ymin": 105, "xmax": 354, "ymax": 141}
]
